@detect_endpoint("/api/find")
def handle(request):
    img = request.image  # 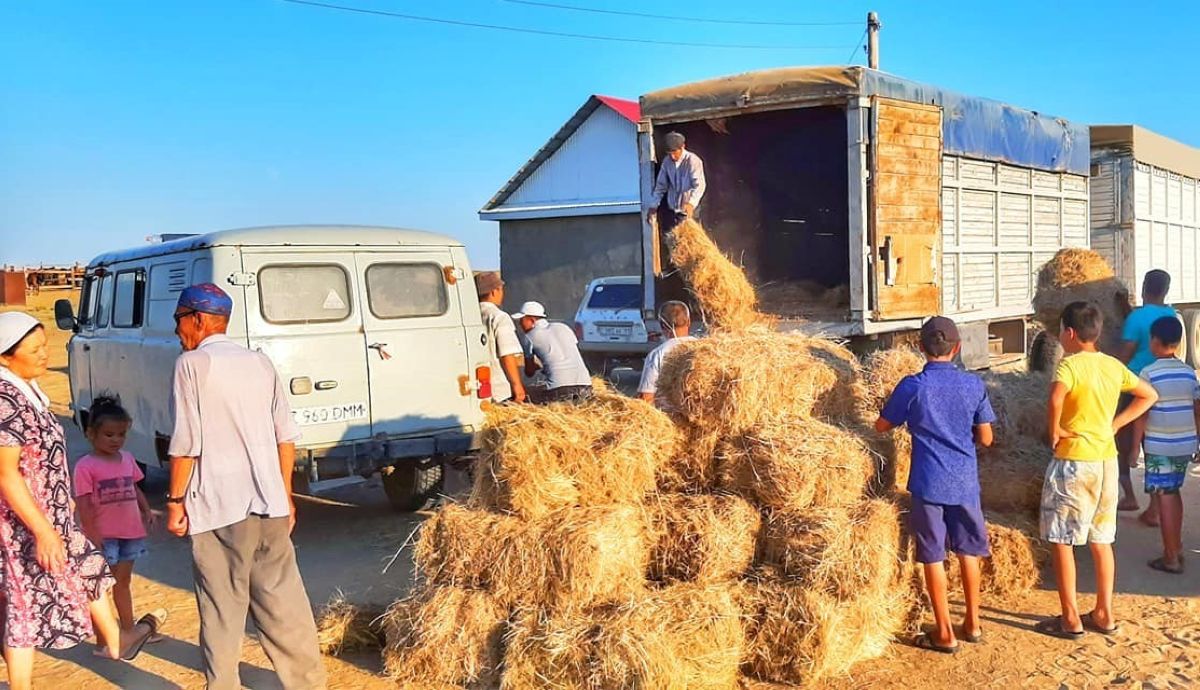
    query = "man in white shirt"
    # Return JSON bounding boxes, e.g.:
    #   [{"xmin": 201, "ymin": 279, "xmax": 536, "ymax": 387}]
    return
[
  {"xmin": 638, "ymin": 301, "xmax": 696, "ymax": 409},
  {"xmin": 646, "ymin": 131, "xmax": 707, "ymax": 229},
  {"xmin": 514, "ymin": 301, "xmax": 593, "ymax": 403},
  {"xmin": 475, "ymin": 271, "xmax": 526, "ymax": 404},
  {"xmin": 166, "ymin": 283, "xmax": 325, "ymax": 690}
]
